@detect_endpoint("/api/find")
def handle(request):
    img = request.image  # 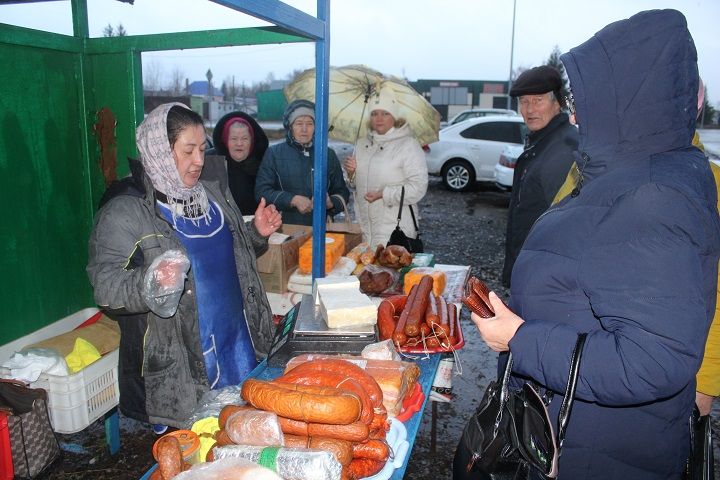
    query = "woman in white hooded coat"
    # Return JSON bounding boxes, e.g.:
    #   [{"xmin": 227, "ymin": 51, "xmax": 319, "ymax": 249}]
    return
[{"xmin": 344, "ymin": 88, "xmax": 429, "ymax": 247}]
